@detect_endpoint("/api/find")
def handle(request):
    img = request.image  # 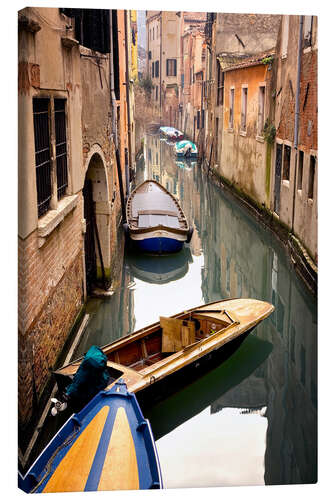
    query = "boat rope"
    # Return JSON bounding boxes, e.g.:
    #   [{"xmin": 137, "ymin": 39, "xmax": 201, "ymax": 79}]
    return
[{"xmin": 30, "ymin": 423, "xmax": 80, "ymax": 493}]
